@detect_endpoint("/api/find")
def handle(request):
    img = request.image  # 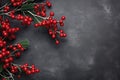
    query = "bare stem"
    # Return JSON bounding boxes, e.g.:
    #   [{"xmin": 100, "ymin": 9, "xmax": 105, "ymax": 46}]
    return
[
  {"xmin": 5, "ymin": 69, "xmax": 14, "ymax": 80},
  {"xmin": 27, "ymin": 11, "xmax": 48, "ymax": 20}
]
